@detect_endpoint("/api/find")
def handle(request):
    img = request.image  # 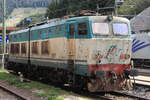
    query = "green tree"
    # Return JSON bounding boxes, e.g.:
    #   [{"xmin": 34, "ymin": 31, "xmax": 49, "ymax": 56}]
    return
[
  {"xmin": 45, "ymin": 0, "xmax": 115, "ymax": 19},
  {"xmin": 119, "ymin": 0, "xmax": 150, "ymax": 15}
]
